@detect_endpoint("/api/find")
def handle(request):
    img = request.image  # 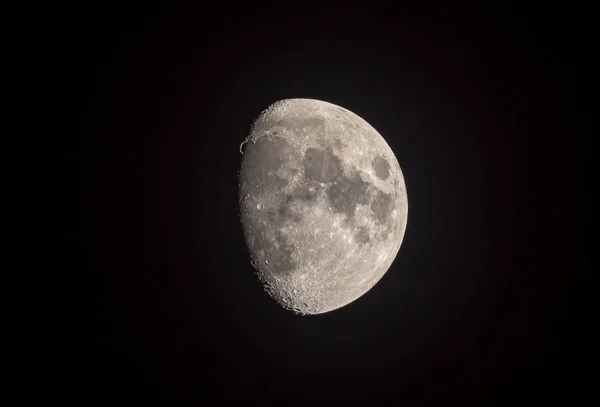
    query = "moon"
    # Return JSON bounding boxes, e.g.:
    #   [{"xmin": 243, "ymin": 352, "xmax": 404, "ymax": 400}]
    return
[{"xmin": 238, "ymin": 98, "xmax": 408, "ymax": 315}]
